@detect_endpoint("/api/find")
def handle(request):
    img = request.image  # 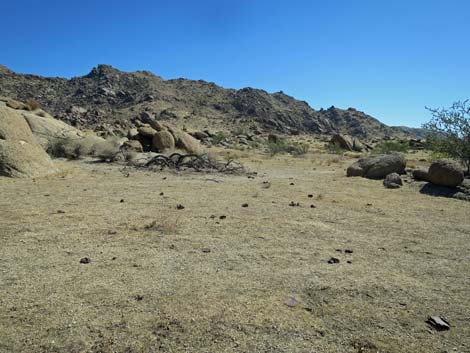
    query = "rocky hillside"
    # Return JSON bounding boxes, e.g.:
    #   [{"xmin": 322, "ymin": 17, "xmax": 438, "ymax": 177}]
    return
[{"xmin": 0, "ymin": 64, "xmax": 421, "ymax": 138}]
